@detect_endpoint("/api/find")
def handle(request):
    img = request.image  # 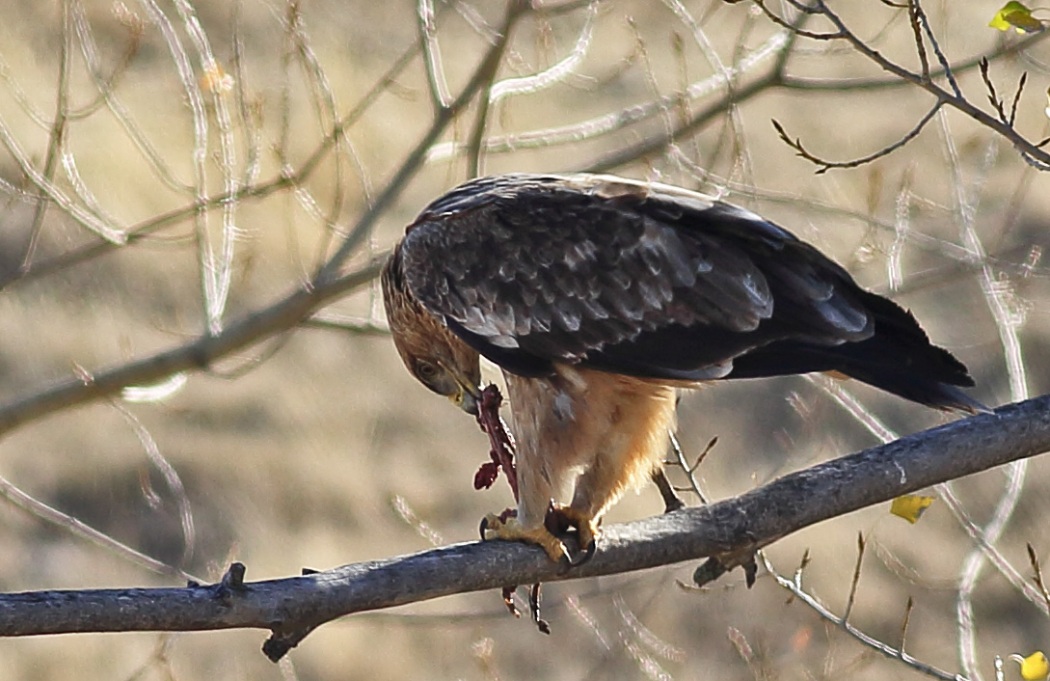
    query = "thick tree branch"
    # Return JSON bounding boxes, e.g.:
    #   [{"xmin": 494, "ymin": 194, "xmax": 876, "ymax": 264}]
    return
[{"xmin": 1, "ymin": 395, "xmax": 1048, "ymax": 661}]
